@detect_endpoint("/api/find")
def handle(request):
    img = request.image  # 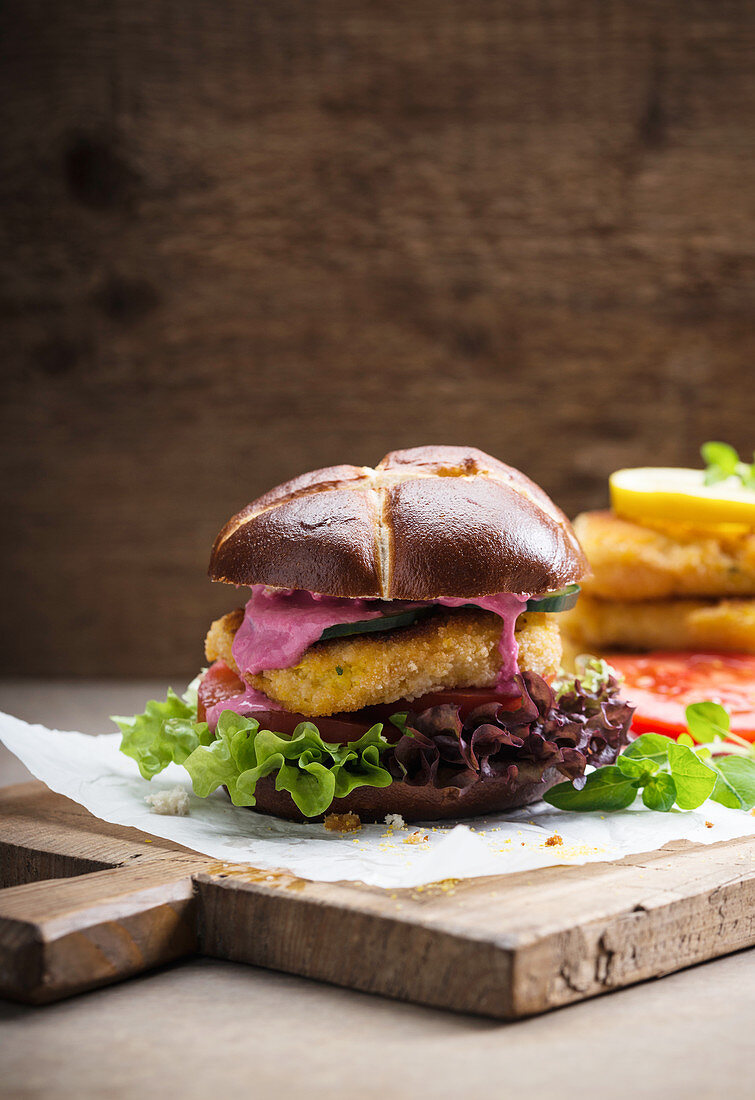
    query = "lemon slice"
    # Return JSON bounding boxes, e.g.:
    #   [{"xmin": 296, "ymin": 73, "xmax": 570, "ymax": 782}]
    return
[{"xmin": 609, "ymin": 467, "xmax": 755, "ymax": 527}]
